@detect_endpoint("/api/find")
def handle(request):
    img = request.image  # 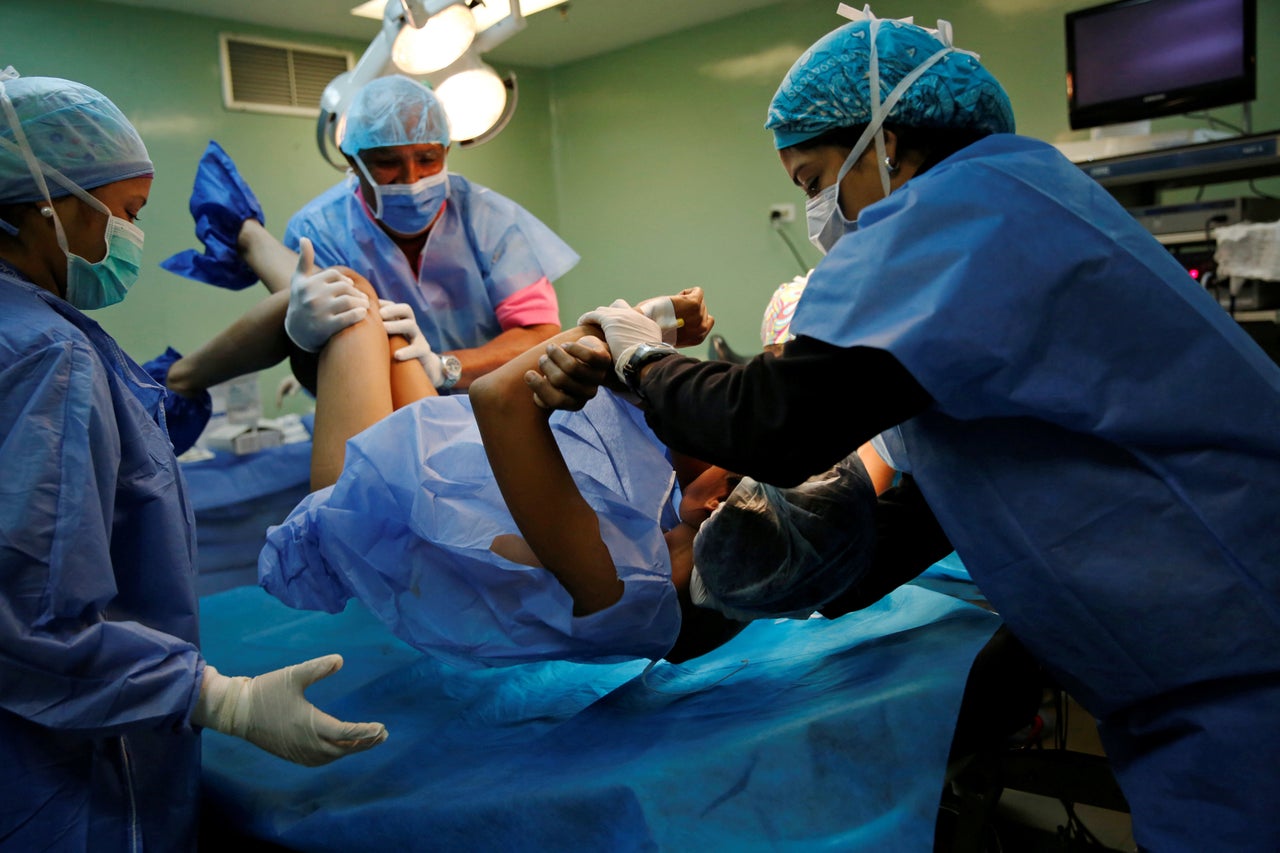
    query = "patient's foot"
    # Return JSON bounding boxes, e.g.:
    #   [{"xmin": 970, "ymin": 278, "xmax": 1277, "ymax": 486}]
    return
[{"xmin": 159, "ymin": 140, "xmax": 265, "ymax": 290}]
